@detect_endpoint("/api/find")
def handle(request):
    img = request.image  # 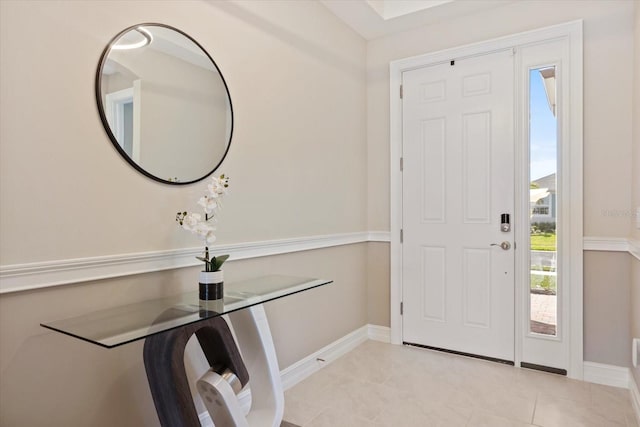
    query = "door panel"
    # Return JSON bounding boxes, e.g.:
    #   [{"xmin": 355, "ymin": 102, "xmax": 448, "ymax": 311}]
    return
[
  {"xmin": 402, "ymin": 51, "xmax": 515, "ymax": 361},
  {"xmin": 463, "ymin": 111, "xmax": 491, "ymax": 223}
]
